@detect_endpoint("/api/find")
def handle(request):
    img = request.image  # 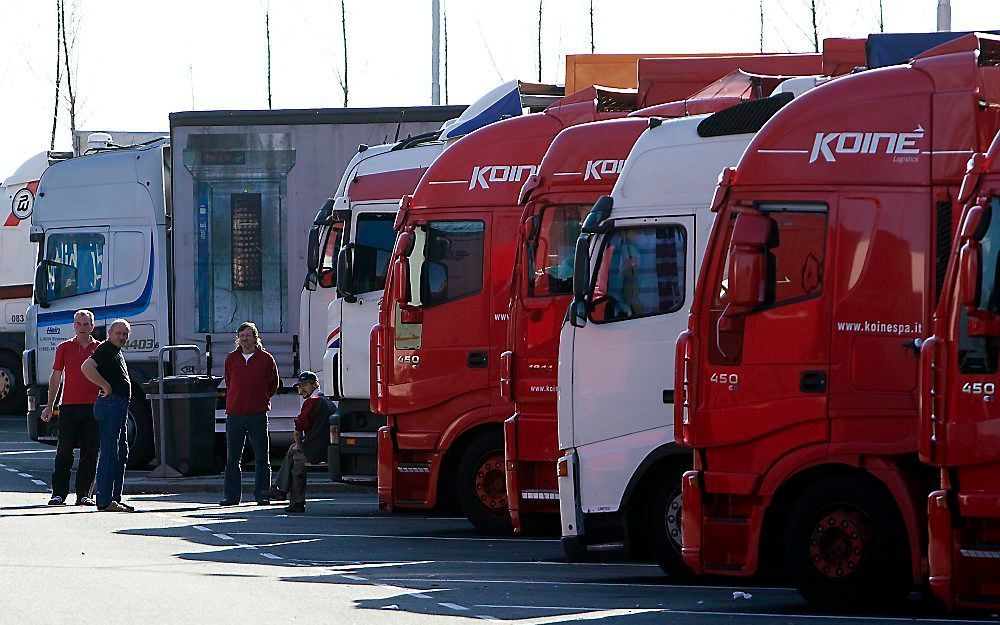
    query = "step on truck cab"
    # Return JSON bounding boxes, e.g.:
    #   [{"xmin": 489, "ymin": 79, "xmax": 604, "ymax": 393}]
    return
[
  {"xmin": 305, "ymin": 82, "xmax": 551, "ymax": 482},
  {"xmin": 675, "ymin": 34, "xmax": 1000, "ymax": 611},
  {"xmin": 504, "ymin": 48, "xmax": 858, "ymax": 538},
  {"xmin": 555, "ymin": 73, "xmax": 832, "ymax": 573},
  {"xmin": 921, "ymin": 128, "xmax": 1000, "ymax": 611},
  {"xmin": 2, "ymin": 151, "xmax": 70, "ymax": 417},
  {"xmin": 373, "ymin": 84, "xmax": 657, "ymax": 533}
]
